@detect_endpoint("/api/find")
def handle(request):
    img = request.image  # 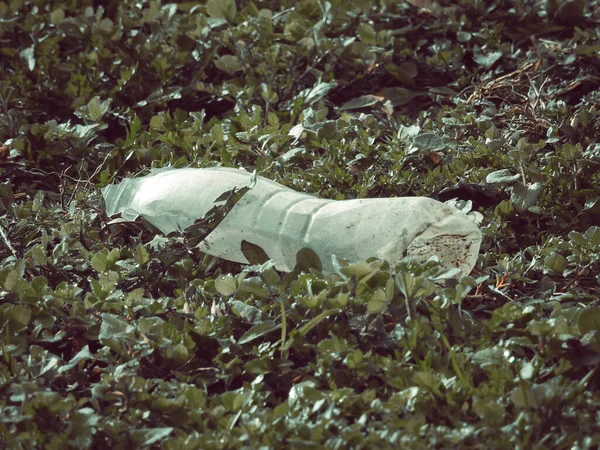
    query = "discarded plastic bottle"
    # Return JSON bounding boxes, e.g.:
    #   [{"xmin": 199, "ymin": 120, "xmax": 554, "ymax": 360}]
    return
[{"xmin": 102, "ymin": 167, "xmax": 482, "ymax": 277}]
